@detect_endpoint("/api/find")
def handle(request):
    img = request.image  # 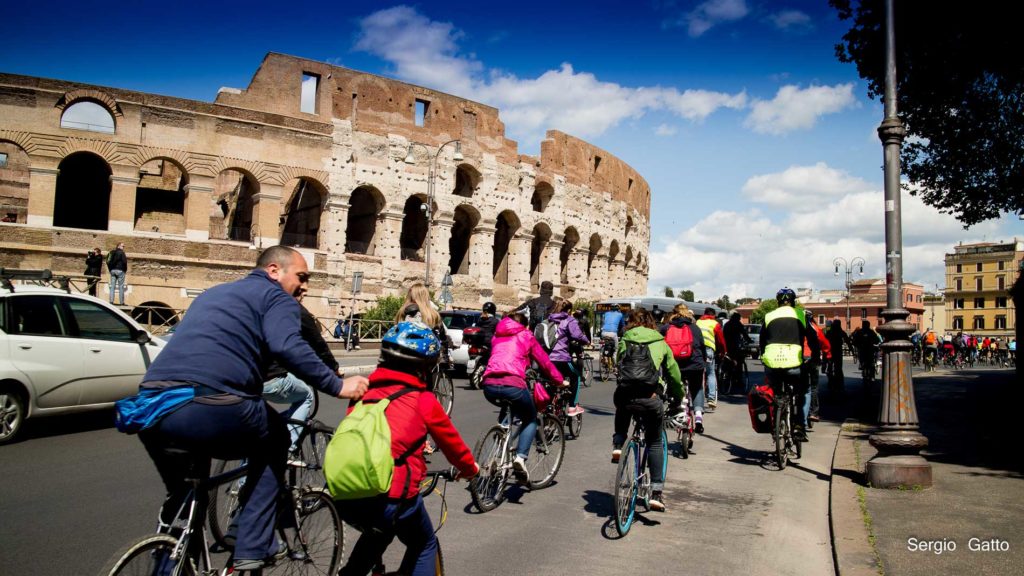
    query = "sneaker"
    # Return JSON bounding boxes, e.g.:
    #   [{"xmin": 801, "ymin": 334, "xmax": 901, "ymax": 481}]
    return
[
  {"xmin": 695, "ymin": 415, "xmax": 704, "ymax": 434},
  {"xmin": 512, "ymin": 456, "xmax": 530, "ymax": 485},
  {"xmin": 611, "ymin": 448, "xmax": 621, "ymax": 463},
  {"xmin": 233, "ymin": 539, "xmax": 287, "ymax": 571},
  {"xmin": 286, "ymin": 451, "xmax": 309, "ymax": 468},
  {"xmin": 808, "ymin": 414, "xmax": 820, "ymax": 422},
  {"xmin": 649, "ymin": 491, "xmax": 666, "ymax": 512},
  {"xmin": 793, "ymin": 427, "xmax": 809, "ymax": 442},
  {"xmin": 707, "ymin": 399, "xmax": 717, "ymax": 408},
  {"xmin": 566, "ymin": 406, "xmax": 585, "ymax": 417}
]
